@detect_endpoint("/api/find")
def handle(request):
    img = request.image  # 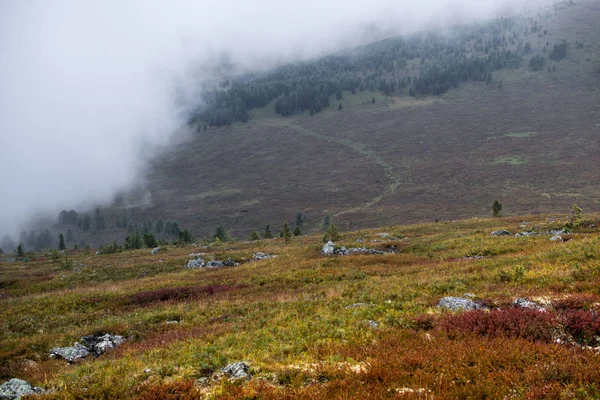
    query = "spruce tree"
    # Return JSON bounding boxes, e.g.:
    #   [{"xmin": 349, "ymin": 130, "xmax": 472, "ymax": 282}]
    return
[
  {"xmin": 282, "ymin": 223, "xmax": 291, "ymax": 244},
  {"xmin": 492, "ymin": 200, "xmax": 503, "ymax": 217},
  {"xmin": 264, "ymin": 225, "xmax": 273, "ymax": 239},
  {"xmin": 58, "ymin": 233, "xmax": 66, "ymax": 250}
]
